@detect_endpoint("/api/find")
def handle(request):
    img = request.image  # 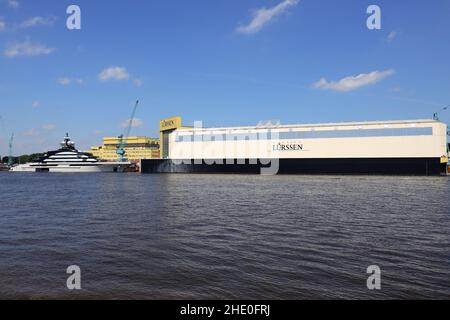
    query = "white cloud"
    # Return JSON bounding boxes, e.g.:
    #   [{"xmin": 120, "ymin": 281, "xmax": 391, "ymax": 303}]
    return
[
  {"xmin": 8, "ymin": 0, "xmax": 19, "ymax": 9},
  {"xmin": 23, "ymin": 128, "xmax": 39, "ymax": 137},
  {"xmin": 133, "ymin": 78, "xmax": 143, "ymax": 87},
  {"xmin": 58, "ymin": 78, "xmax": 71, "ymax": 86},
  {"xmin": 4, "ymin": 40, "xmax": 55, "ymax": 57},
  {"xmin": 120, "ymin": 118, "xmax": 143, "ymax": 128},
  {"xmin": 313, "ymin": 69, "xmax": 395, "ymax": 92},
  {"xmin": 19, "ymin": 16, "xmax": 56, "ymax": 29},
  {"xmin": 31, "ymin": 100, "xmax": 40, "ymax": 108},
  {"xmin": 42, "ymin": 124, "xmax": 56, "ymax": 130},
  {"xmin": 98, "ymin": 66, "xmax": 130, "ymax": 81},
  {"xmin": 236, "ymin": 0, "xmax": 299, "ymax": 34},
  {"xmin": 58, "ymin": 77, "xmax": 84, "ymax": 86},
  {"xmin": 0, "ymin": 19, "xmax": 5, "ymax": 32},
  {"xmin": 387, "ymin": 31, "xmax": 398, "ymax": 42}
]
